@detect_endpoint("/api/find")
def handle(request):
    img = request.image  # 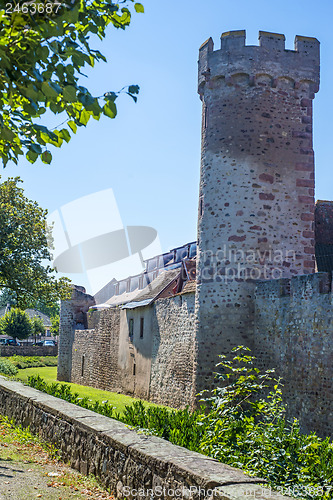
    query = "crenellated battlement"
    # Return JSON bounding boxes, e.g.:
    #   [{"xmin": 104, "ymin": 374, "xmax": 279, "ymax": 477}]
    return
[{"xmin": 198, "ymin": 30, "xmax": 320, "ymax": 95}]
